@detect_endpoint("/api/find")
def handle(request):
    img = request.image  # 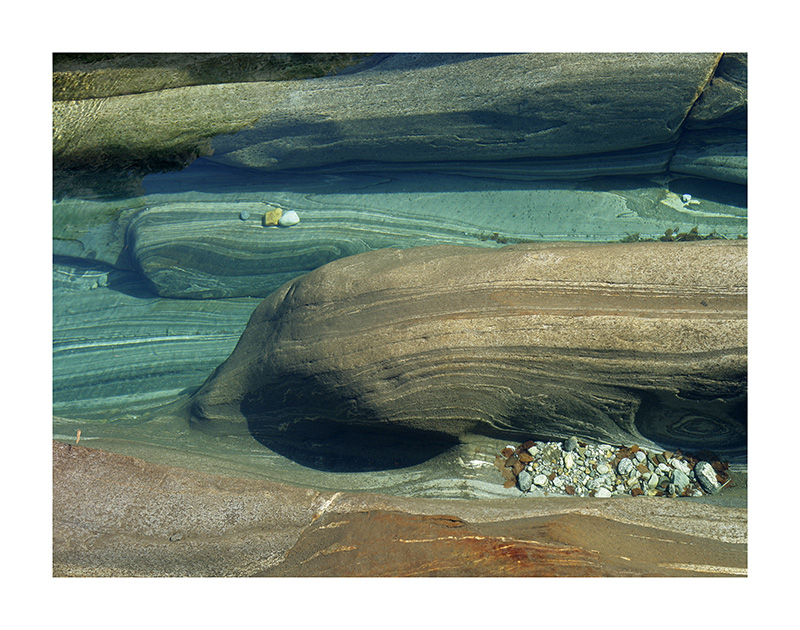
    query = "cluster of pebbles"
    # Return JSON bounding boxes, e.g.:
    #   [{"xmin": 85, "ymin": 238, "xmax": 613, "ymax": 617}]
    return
[{"xmin": 495, "ymin": 437, "xmax": 731, "ymax": 498}]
